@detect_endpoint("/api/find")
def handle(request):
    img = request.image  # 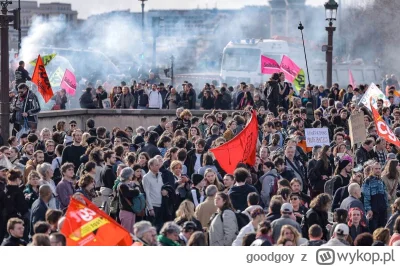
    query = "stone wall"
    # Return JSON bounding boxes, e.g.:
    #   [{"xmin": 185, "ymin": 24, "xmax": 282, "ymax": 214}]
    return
[{"xmin": 37, "ymin": 109, "xmax": 232, "ymax": 131}]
